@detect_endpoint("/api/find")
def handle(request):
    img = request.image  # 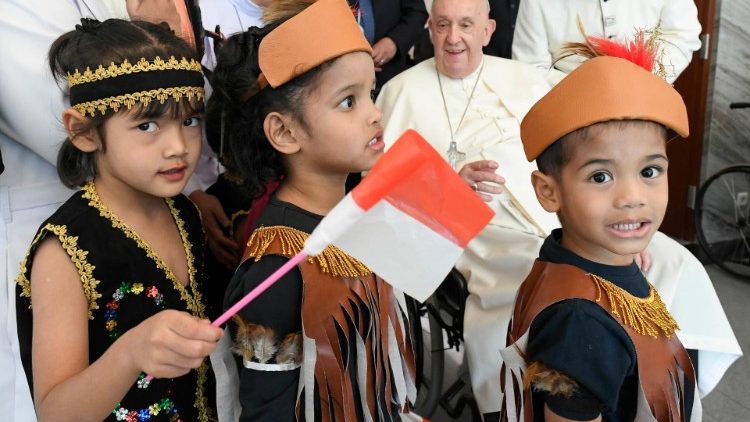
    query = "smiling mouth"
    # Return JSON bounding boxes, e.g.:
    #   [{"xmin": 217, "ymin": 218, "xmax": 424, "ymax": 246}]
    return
[{"xmin": 610, "ymin": 222, "xmax": 644, "ymax": 231}]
